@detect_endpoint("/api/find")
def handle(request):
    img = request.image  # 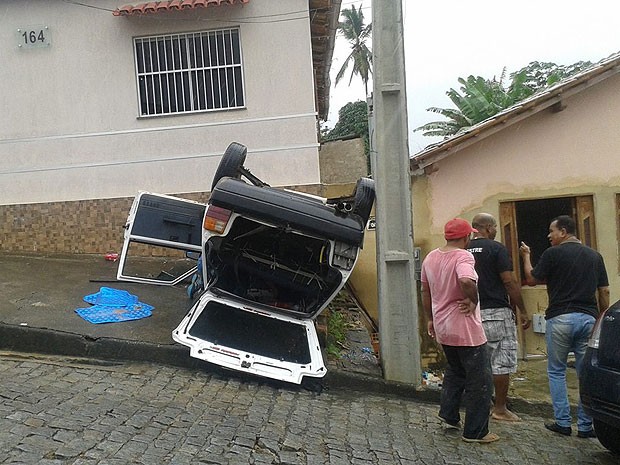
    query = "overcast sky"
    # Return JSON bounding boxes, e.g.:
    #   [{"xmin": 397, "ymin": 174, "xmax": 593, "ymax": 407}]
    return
[{"xmin": 327, "ymin": 0, "xmax": 620, "ymax": 153}]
